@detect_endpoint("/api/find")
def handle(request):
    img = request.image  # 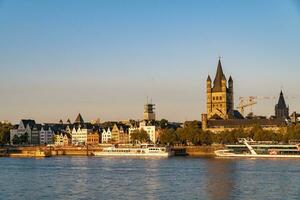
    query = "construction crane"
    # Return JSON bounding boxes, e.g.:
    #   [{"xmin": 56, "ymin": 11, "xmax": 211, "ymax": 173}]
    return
[
  {"xmin": 237, "ymin": 96, "xmax": 257, "ymax": 116},
  {"xmin": 237, "ymin": 95, "xmax": 296, "ymax": 116}
]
